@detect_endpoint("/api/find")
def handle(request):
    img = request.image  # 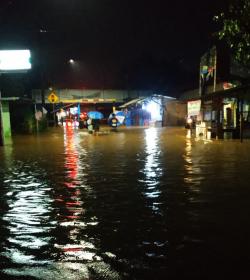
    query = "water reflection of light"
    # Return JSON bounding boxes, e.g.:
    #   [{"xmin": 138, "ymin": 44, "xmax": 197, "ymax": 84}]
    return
[
  {"xmin": 186, "ymin": 129, "xmax": 192, "ymax": 139},
  {"xmin": 55, "ymin": 129, "xmax": 100, "ymax": 263},
  {"xmin": 62, "ymin": 130, "xmax": 83, "ymax": 222},
  {"xmin": 2, "ymin": 167, "xmax": 54, "ymax": 265},
  {"xmin": 64, "ymin": 129, "xmax": 79, "ymax": 185},
  {"xmin": 184, "ymin": 137, "xmax": 194, "ymax": 185},
  {"xmin": 184, "ymin": 137, "xmax": 204, "ymax": 190},
  {"xmin": 141, "ymin": 128, "xmax": 162, "ymax": 212}
]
